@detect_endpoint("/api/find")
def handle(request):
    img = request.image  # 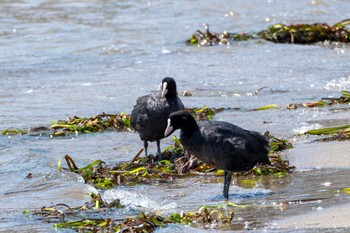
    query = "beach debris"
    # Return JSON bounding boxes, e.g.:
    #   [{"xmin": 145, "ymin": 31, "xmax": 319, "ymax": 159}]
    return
[{"xmin": 182, "ymin": 90, "xmax": 193, "ymax": 96}]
